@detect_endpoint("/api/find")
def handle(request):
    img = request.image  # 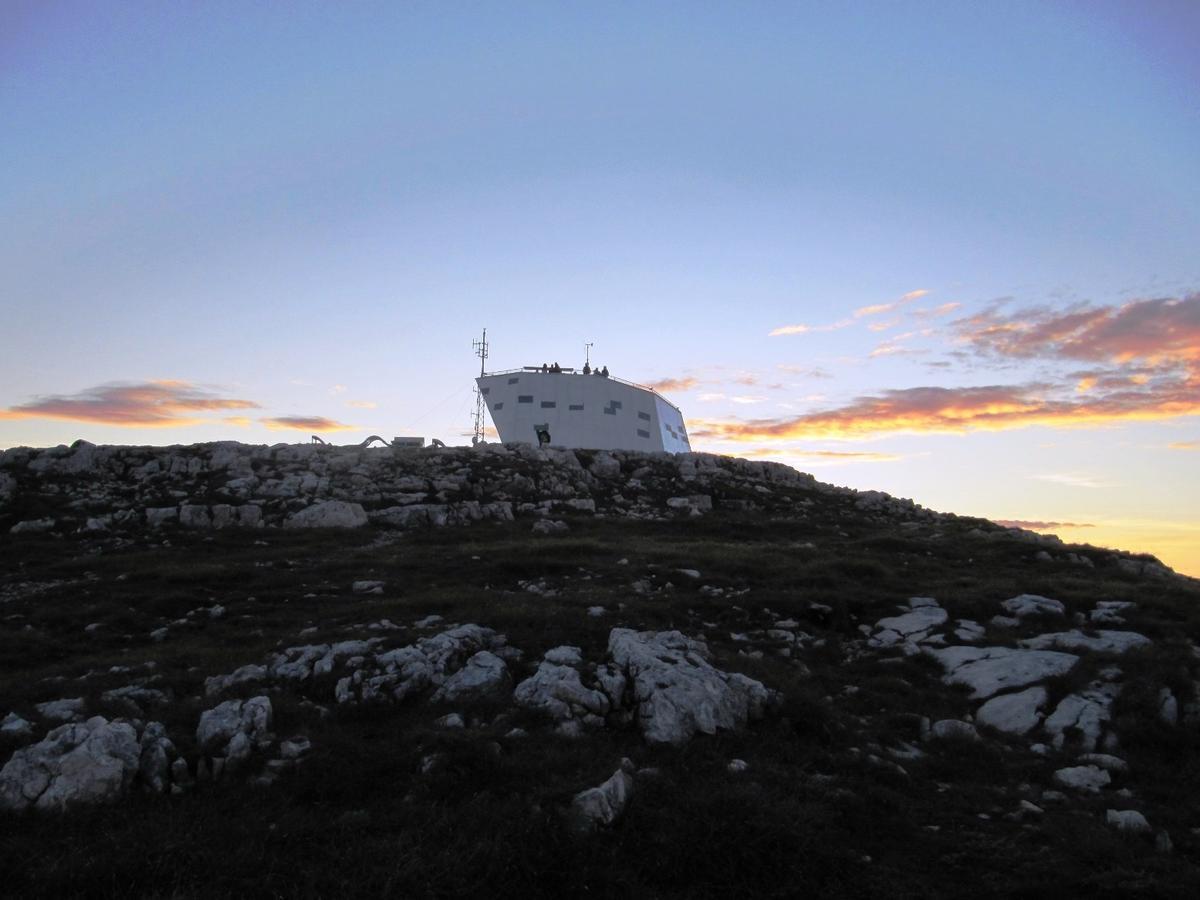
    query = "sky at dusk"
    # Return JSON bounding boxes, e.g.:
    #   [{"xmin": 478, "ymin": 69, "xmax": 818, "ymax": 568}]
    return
[{"xmin": 2, "ymin": 2, "xmax": 1198, "ymax": 573}]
